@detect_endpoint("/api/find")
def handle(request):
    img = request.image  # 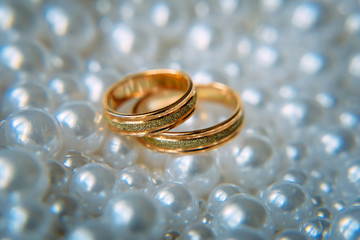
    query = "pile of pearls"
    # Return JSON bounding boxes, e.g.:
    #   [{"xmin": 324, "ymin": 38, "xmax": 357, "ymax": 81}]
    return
[{"xmin": 0, "ymin": 0, "xmax": 359, "ymax": 239}]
